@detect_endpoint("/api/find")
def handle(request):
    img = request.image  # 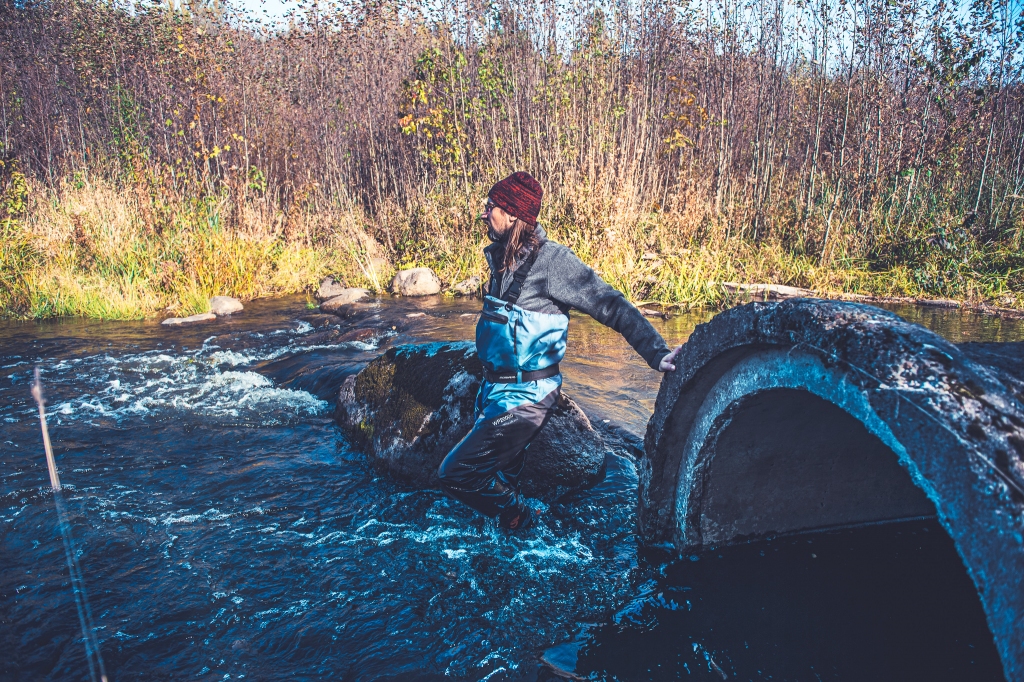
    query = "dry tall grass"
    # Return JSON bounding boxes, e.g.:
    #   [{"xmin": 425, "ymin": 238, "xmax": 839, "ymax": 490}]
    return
[
  {"xmin": 2, "ymin": 0, "xmax": 1023, "ymax": 318},
  {"xmin": 2, "ymin": 173, "xmax": 391, "ymax": 317}
]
